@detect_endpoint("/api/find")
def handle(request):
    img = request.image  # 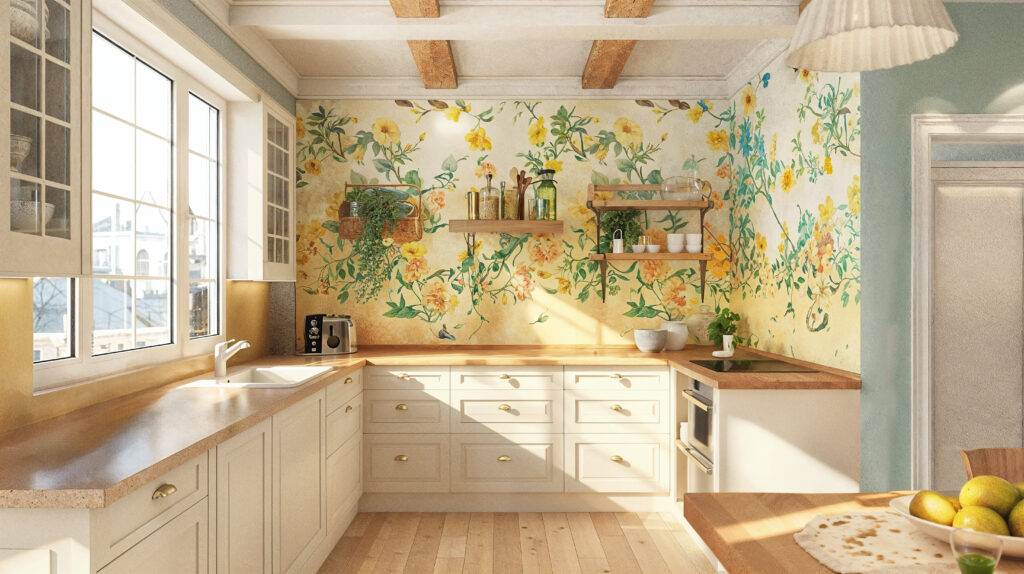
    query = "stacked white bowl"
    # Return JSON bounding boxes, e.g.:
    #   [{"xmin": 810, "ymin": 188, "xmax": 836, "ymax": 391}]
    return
[
  {"xmin": 685, "ymin": 233, "xmax": 702, "ymax": 254},
  {"xmin": 667, "ymin": 233, "xmax": 685, "ymax": 254}
]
